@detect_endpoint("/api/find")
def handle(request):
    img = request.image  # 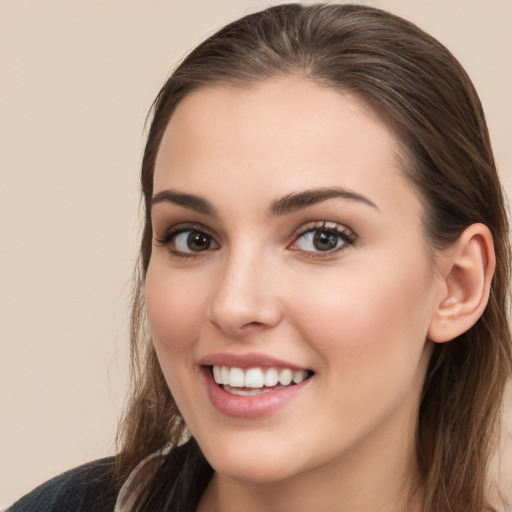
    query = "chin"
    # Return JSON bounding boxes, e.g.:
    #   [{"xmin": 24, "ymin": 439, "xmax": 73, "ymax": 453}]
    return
[
  {"xmin": 212, "ymin": 460, "xmax": 298, "ymax": 485},
  {"xmin": 198, "ymin": 436, "xmax": 307, "ymax": 485}
]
